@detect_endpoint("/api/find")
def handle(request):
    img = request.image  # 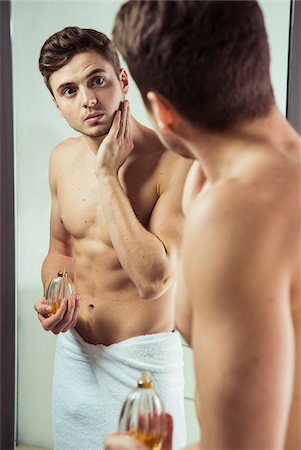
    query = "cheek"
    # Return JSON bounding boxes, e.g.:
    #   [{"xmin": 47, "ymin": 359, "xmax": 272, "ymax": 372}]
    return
[
  {"xmin": 62, "ymin": 101, "xmax": 81, "ymax": 121},
  {"xmin": 103, "ymin": 86, "xmax": 124, "ymax": 109}
]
